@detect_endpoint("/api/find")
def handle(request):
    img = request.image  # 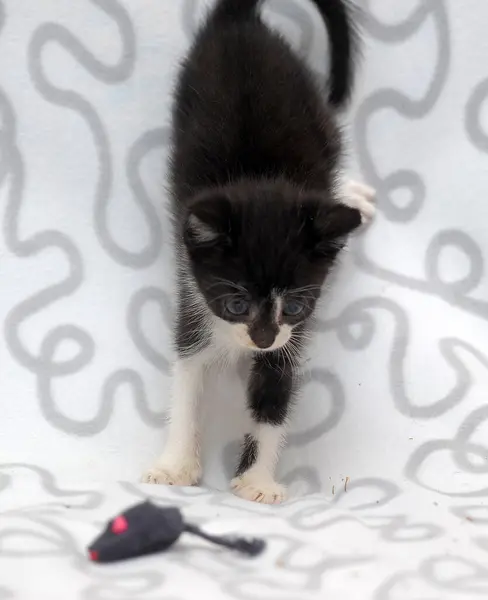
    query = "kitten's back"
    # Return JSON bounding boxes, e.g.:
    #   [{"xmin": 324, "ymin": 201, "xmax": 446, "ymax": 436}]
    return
[
  {"xmin": 170, "ymin": 0, "xmax": 356, "ymax": 209},
  {"xmin": 174, "ymin": 24, "xmax": 338, "ymax": 193}
]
